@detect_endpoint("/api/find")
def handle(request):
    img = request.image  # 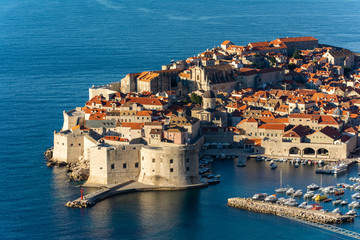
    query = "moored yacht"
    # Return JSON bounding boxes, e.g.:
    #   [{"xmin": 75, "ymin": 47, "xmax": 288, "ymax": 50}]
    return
[
  {"xmin": 332, "ymin": 208, "xmax": 342, "ymax": 214},
  {"xmin": 304, "ymin": 191, "xmax": 315, "ymax": 199},
  {"xmin": 307, "ymin": 183, "xmax": 320, "ymax": 190},
  {"xmin": 345, "ymin": 209, "xmax": 357, "ymax": 216}
]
